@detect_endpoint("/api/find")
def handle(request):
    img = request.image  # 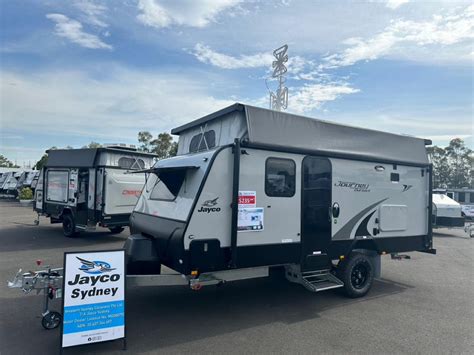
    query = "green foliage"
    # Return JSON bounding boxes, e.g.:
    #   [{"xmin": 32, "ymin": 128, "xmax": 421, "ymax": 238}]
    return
[
  {"xmin": 82, "ymin": 142, "xmax": 102, "ymax": 148},
  {"xmin": 428, "ymin": 138, "xmax": 473, "ymax": 189},
  {"xmin": 138, "ymin": 131, "xmax": 153, "ymax": 152},
  {"xmin": 33, "ymin": 154, "xmax": 48, "ymax": 171},
  {"xmin": 19, "ymin": 187, "xmax": 33, "ymax": 200},
  {"xmin": 137, "ymin": 131, "xmax": 177, "ymax": 159},
  {"xmin": 0, "ymin": 155, "xmax": 19, "ymax": 168}
]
